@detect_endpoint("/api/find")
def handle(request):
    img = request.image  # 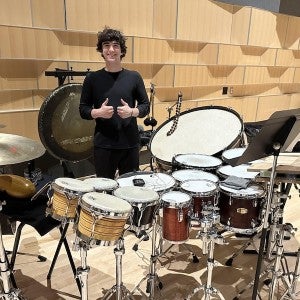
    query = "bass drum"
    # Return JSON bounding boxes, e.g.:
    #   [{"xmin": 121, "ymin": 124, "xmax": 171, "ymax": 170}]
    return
[
  {"xmin": 149, "ymin": 106, "xmax": 243, "ymax": 170},
  {"xmin": 38, "ymin": 83, "xmax": 94, "ymax": 162}
]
